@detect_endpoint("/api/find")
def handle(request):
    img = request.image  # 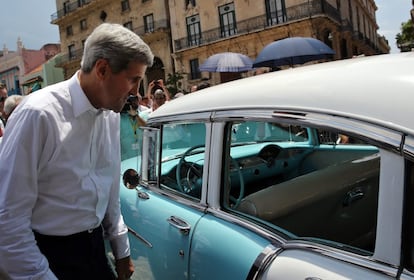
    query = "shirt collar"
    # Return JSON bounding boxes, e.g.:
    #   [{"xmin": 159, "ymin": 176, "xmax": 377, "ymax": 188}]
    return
[{"xmin": 69, "ymin": 71, "xmax": 100, "ymax": 118}]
